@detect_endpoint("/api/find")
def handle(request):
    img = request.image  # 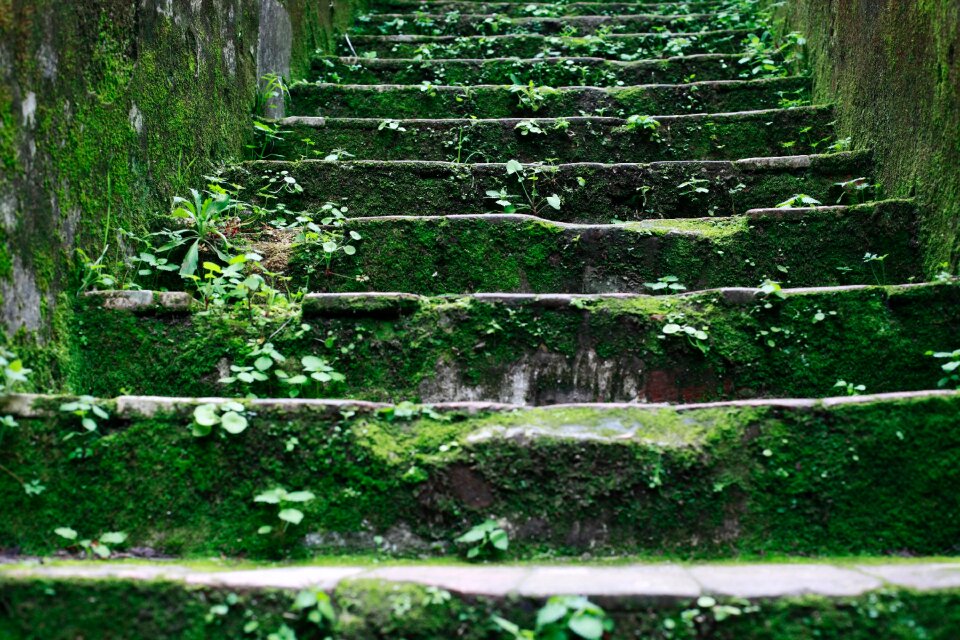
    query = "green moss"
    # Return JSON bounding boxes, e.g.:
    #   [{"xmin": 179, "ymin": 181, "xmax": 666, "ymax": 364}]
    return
[
  {"xmin": 774, "ymin": 0, "xmax": 960, "ymax": 274},
  {"xmin": 289, "ymin": 77, "xmax": 810, "ymax": 119},
  {"xmin": 271, "ymin": 106, "xmax": 834, "ymax": 163},
  {"xmin": 1, "ymin": 392, "xmax": 959, "ymax": 558}
]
